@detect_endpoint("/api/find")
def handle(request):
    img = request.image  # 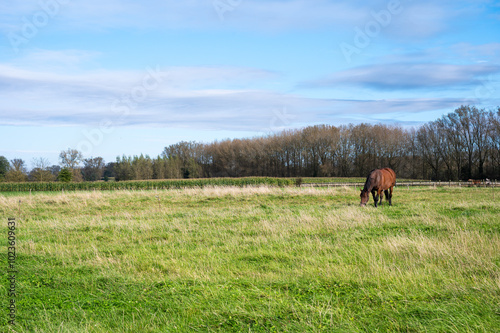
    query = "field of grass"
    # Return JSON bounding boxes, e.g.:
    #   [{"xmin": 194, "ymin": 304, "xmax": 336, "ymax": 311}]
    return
[{"xmin": 1, "ymin": 185, "xmax": 499, "ymax": 332}]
